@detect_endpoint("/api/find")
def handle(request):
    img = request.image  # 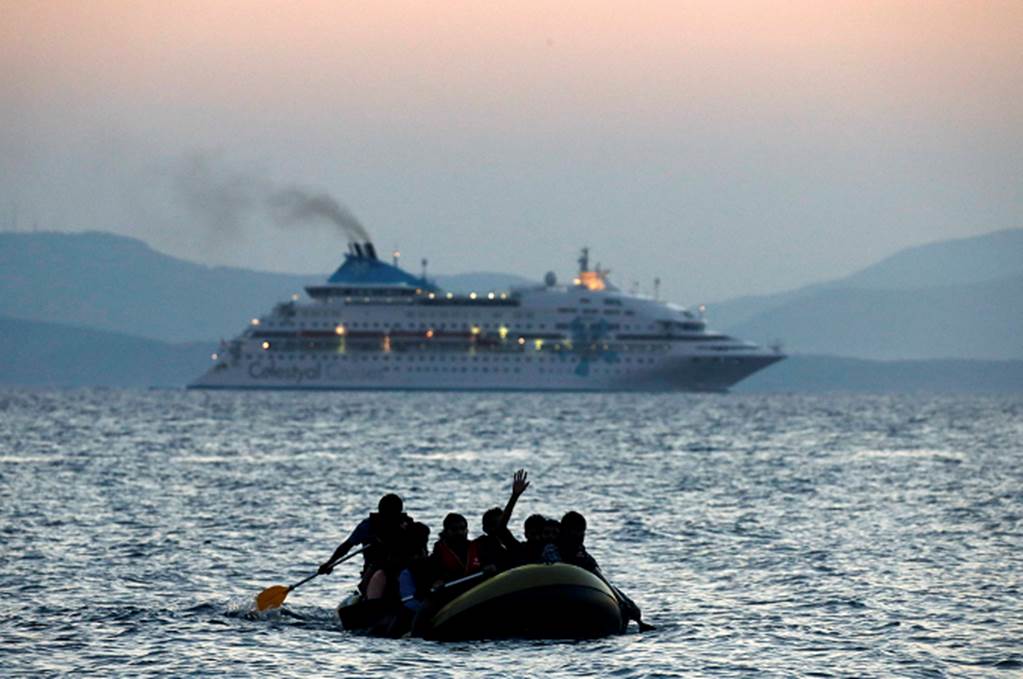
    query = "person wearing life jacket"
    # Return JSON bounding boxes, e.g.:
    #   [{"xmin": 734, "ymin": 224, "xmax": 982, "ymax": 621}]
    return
[
  {"xmin": 319, "ymin": 493, "xmax": 412, "ymax": 600},
  {"xmin": 471, "ymin": 469, "xmax": 529, "ymax": 571},
  {"xmin": 429, "ymin": 513, "xmax": 481, "ymax": 587}
]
